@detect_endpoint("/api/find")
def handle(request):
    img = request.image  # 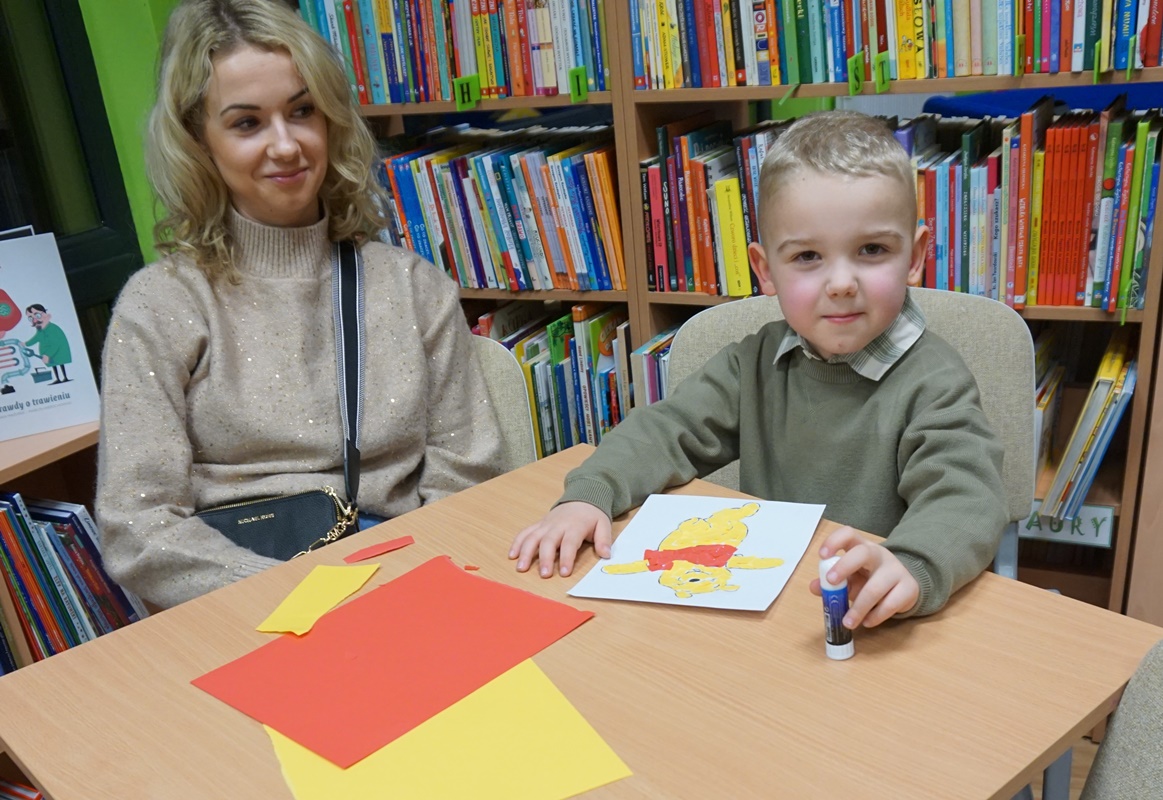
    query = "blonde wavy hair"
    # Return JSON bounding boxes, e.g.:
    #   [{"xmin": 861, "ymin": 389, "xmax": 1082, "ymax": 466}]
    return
[
  {"xmin": 758, "ymin": 111, "xmax": 916, "ymax": 242},
  {"xmin": 146, "ymin": 0, "xmax": 386, "ymax": 280}
]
